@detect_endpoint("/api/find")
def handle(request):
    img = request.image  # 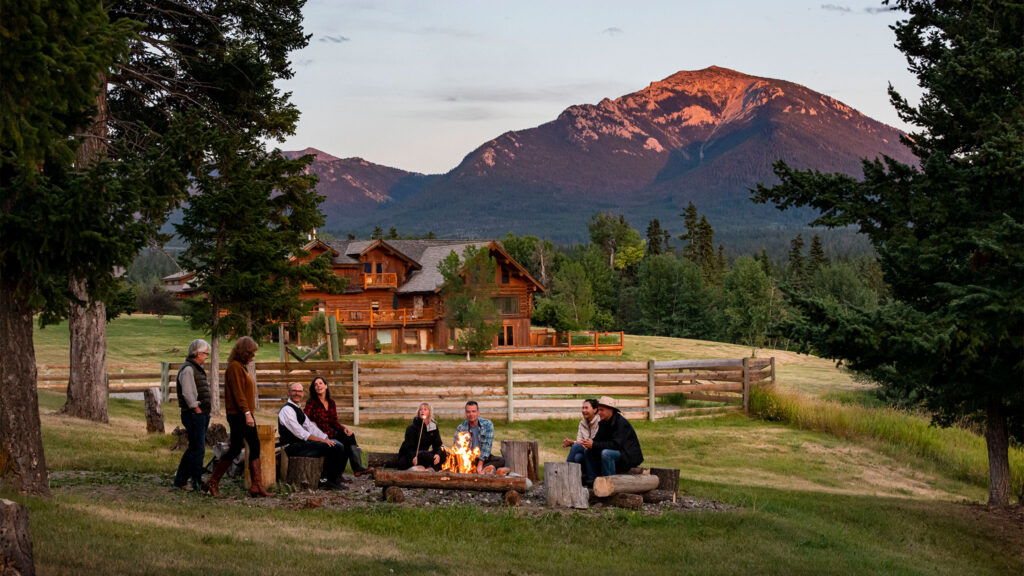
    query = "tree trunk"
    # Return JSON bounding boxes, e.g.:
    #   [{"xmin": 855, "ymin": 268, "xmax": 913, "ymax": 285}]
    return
[
  {"xmin": 984, "ymin": 401, "xmax": 1010, "ymax": 507},
  {"xmin": 209, "ymin": 332, "xmax": 221, "ymax": 414},
  {"xmin": 544, "ymin": 462, "xmax": 589, "ymax": 509},
  {"xmin": 63, "ymin": 75, "xmax": 110, "ymax": 423},
  {"xmin": 0, "ymin": 498, "xmax": 35, "ymax": 576},
  {"xmin": 143, "ymin": 388, "xmax": 164, "ymax": 434},
  {"xmin": 62, "ymin": 277, "xmax": 108, "ymax": 422},
  {"xmin": 367, "ymin": 452, "xmax": 401, "ymax": 468},
  {"xmin": 0, "ymin": 280, "xmax": 50, "ymax": 496}
]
